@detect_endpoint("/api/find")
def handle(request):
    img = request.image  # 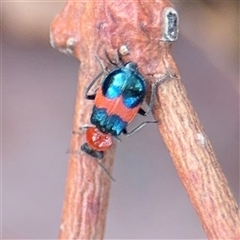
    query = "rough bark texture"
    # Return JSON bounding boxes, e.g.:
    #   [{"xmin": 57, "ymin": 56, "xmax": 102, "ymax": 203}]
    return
[
  {"xmin": 154, "ymin": 75, "xmax": 240, "ymax": 239},
  {"xmin": 50, "ymin": 0, "xmax": 239, "ymax": 239}
]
